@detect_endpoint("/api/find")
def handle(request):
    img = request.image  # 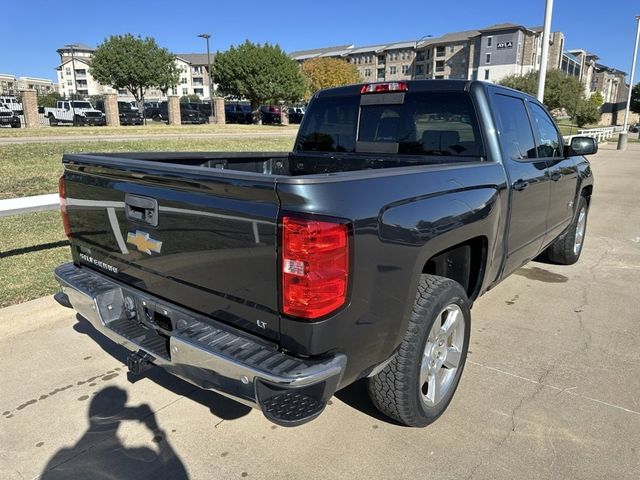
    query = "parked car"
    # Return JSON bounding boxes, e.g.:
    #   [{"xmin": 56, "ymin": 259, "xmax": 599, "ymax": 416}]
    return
[
  {"xmin": 55, "ymin": 80, "xmax": 595, "ymax": 428},
  {"xmin": 260, "ymin": 105, "xmax": 281, "ymax": 124},
  {"xmin": 0, "ymin": 105, "xmax": 20, "ymax": 128},
  {"xmin": 94, "ymin": 100, "xmax": 143, "ymax": 126},
  {"xmin": 288, "ymin": 106, "xmax": 305, "ymax": 124},
  {"xmin": 187, "ymin": 102, "xmax": 213, "ymax": 117},
  {"xmin": 44, "ymin": 100, "xmax": 105, "ymax": 126},
  {"xmin": 153, "ymin": 102, "xmax": 208, "ymax": 124},
  {"xmin": 225, "ymin": 103, "xmax": 253, "ymax": 124},
  {"xmin": 144, "ymin": 101, "xmax": 160, "ymax": 118},
  {"xmin": 0, "ymin": 95, "xmax": 23, "ymax": 115}
]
